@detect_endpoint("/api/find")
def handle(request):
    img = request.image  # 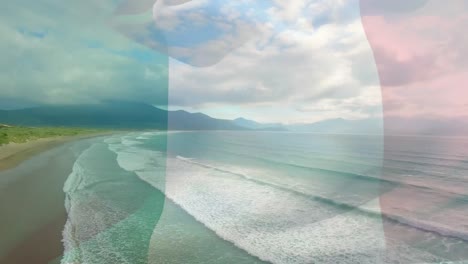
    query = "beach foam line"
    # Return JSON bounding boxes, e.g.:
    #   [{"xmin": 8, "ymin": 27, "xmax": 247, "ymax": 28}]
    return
[
  {"xmin": 107, "ymin": 140, "xmax": 376, "ymax": 263},
  {"xmin": 160, "ymin": 158, "xmax": 385, "ymax": 263},
  {"xmin": 108, "ymin": 131, "xmax": 468, "ymax": 245},
  {"xmin": 105, "ymin": 135, "xmax": 454, "ymax": 263},
  {"xmin": 173, "ymin": 155, "xmax": 468, "ymax": 244},
  {"xmin": 62, "ymin": 138, "xmax": 167, "ymax": 264}
]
